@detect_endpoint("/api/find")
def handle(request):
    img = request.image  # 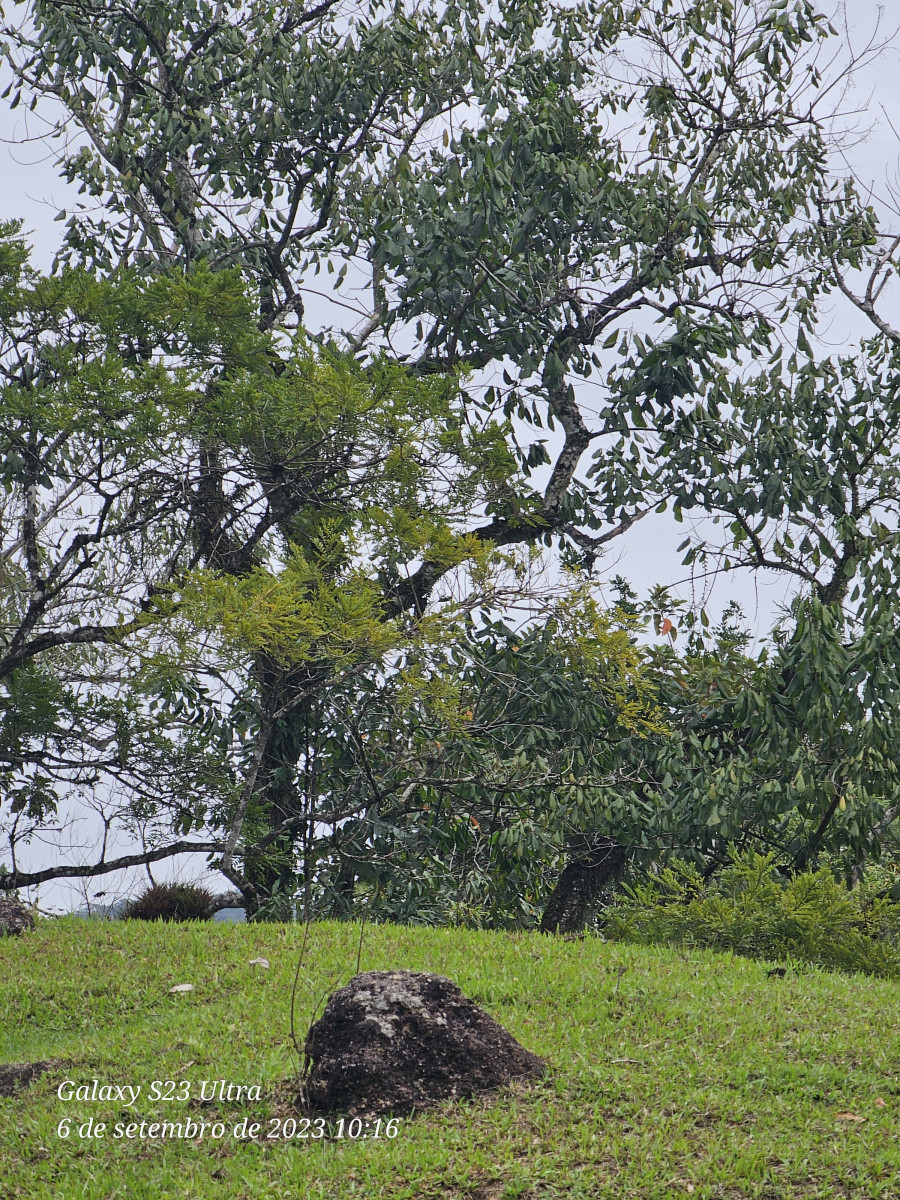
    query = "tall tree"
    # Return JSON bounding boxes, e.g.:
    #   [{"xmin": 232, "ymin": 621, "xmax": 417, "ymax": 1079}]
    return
[
  {"xmin": 0, "ymin": 236, "xmax": 527, "ymax": 909},
  {"xmin": 2, "ymin": 0, "xmax": 894, "ymax": 911}
]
